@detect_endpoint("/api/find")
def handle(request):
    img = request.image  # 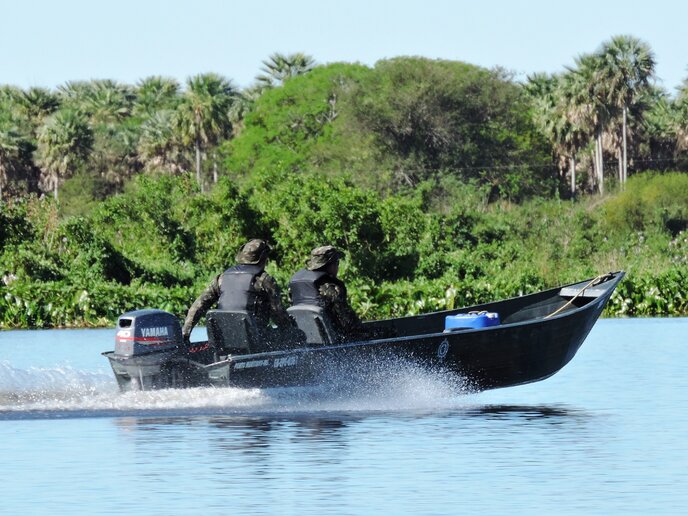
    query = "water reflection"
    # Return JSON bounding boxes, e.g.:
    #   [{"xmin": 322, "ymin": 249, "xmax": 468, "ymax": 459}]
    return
[
  {"xmin": 114, "ymin": 414, "xmax": 355, "ymax": 444},
  {"xmin": 111, "ymin": 402, "xmax": 592, "ymax": 447},
  {"xmin": 467, "ymin": 403, "xmax": 587, "ymax": 420},
  {"xmin": 106, "ymin": 401, "xmax": 601, "ymax": 512}
]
